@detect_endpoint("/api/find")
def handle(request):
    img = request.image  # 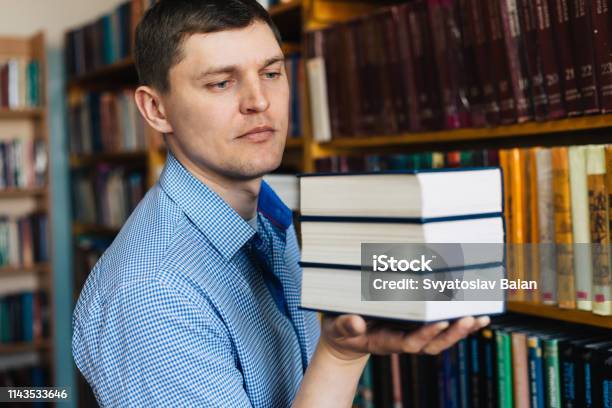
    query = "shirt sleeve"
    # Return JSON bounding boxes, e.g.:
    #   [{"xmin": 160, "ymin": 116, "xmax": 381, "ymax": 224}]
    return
[{"xmin": 73, "ymin": 278, "xmax": 252, "ymax": 407}]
